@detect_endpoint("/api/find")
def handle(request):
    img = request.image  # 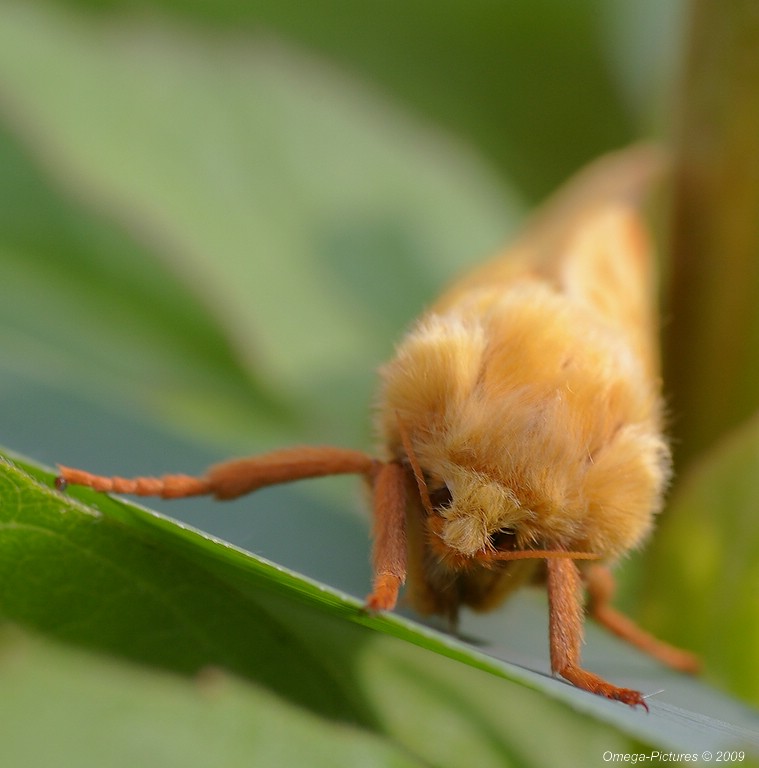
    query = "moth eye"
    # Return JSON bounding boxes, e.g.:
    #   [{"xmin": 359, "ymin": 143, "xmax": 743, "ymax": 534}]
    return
[
  {"xmin": 490, "ymin": 528, "xmax": 517, "ymax": 550},
  {"xmin": 428, "ymin": 484, "xmax": 452, "ymax": 511}
]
